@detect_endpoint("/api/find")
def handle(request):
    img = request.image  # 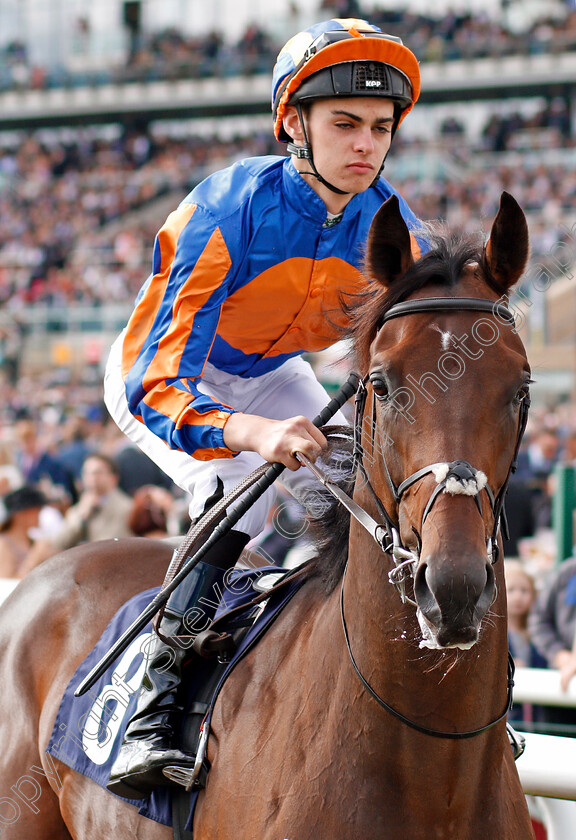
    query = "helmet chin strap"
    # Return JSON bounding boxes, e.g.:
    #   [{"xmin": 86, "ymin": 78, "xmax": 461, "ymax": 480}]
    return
[
  {"xmin": 287, "ymin": 103, "xmax": 388, "ymax": 196},
  {"xmin": 285, "ymin": 141, "xmax": 347, "ymax": 195}
]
